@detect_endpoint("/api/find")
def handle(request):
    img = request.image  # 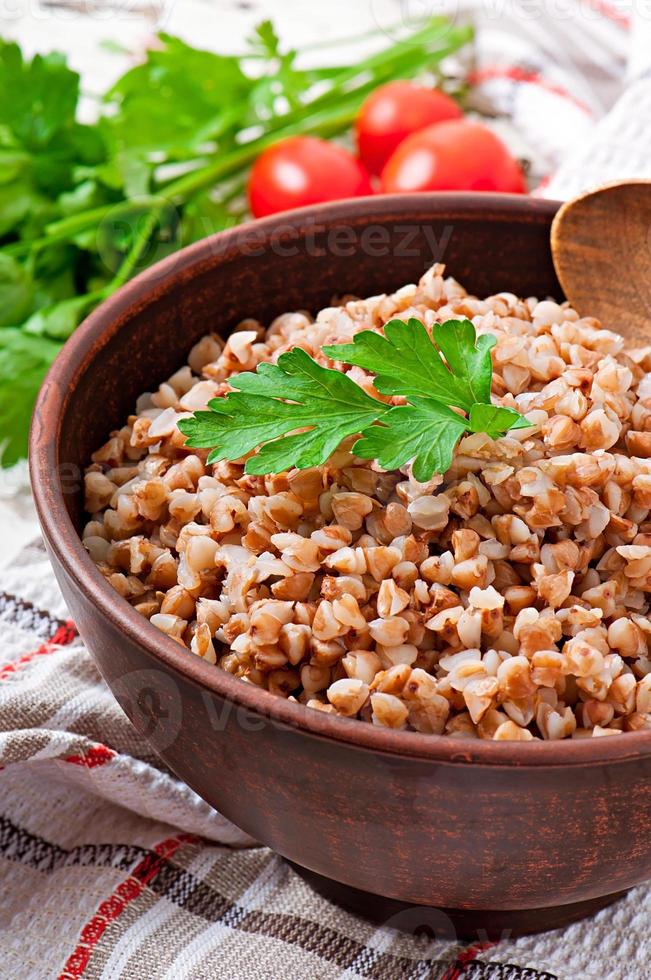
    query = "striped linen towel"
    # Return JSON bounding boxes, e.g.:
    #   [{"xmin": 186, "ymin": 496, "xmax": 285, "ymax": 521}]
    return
[{"xmin": 0, "ymin": 544, "xmax": 649, "ymax": 979}]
